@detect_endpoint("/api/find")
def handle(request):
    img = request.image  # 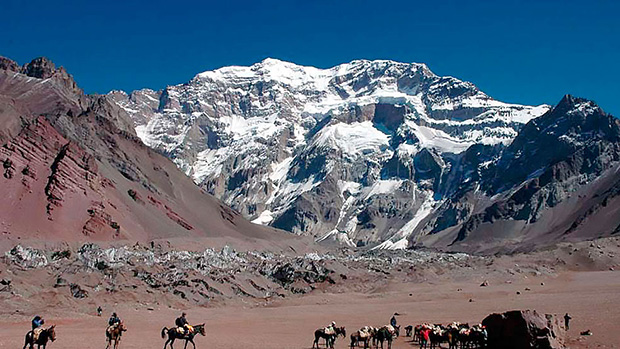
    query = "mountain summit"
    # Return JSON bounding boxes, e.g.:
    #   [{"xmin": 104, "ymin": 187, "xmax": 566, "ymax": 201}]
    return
[{"xmin": 111, "ymin": 59, "xmax": 583, "ymax": 252}]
